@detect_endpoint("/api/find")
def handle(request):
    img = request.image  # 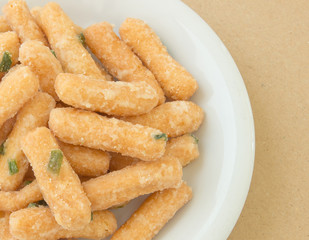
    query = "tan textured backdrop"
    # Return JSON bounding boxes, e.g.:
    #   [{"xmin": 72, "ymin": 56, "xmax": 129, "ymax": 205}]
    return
[{"xmin": 182, "ymin": 0, "xmax": 309, "ymax": 239}]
